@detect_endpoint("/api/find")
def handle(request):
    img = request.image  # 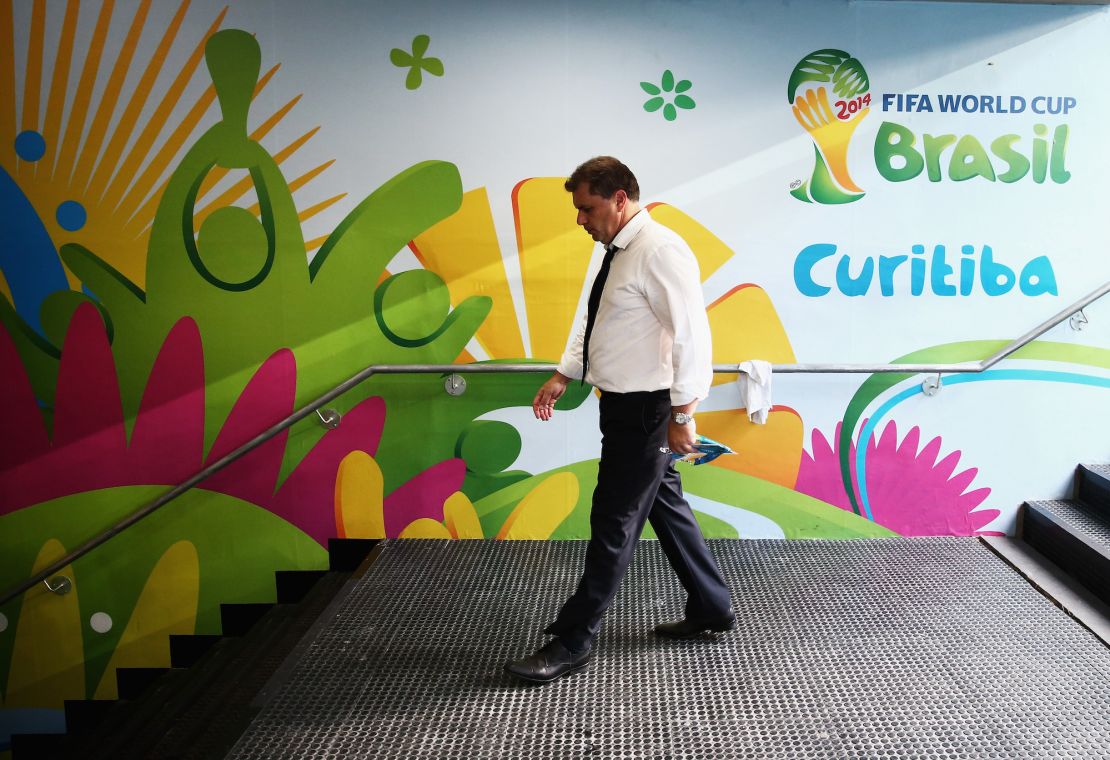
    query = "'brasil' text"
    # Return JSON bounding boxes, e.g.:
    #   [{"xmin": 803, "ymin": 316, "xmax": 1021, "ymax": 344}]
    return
[{"xmin": 875, "ymin": 122, "xmax": 1069, "ymax": 184}]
